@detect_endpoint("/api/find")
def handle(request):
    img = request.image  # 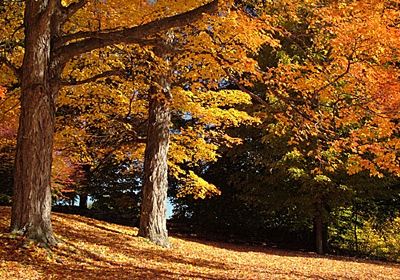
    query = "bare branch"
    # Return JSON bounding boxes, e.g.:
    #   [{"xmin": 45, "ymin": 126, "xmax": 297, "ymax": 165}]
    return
[
  {"xmin": 11, "ymin": 24, "xmax": 24, "ymax": 39},
  {"xmin": 55, "ymin": 0, "xmax": 219, "ymax": 63},
  {"xmin": 55, "ymin": 33, "xmax": 158, "ymax": 49}
]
